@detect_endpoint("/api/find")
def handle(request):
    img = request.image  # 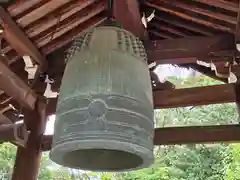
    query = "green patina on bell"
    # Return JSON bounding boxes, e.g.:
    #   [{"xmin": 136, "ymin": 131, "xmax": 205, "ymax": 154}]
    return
[{"xmin": 50, "ymin": 25, "xmax": 154, "ymax": 171}]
